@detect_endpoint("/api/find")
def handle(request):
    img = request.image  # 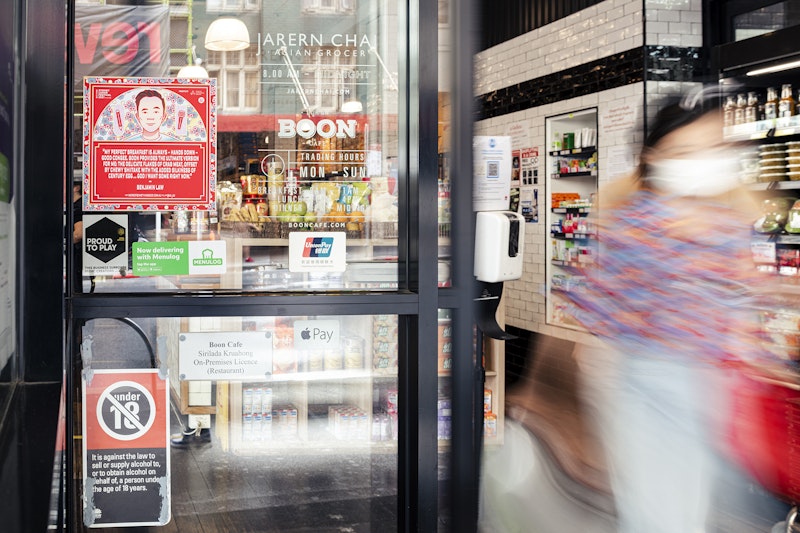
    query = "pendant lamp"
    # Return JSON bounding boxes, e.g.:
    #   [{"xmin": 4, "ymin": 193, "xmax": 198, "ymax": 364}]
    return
[
  {"xmin": 205, "ymin": 18, "xmax": 250, "ymax": 52},
  {"xmin": 177, "ymin": 46, "xmax": 209, "ymax": 78},
  {"xmin": 341, "ymin": 100, "xmax": 363, "ymax": 113}
]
